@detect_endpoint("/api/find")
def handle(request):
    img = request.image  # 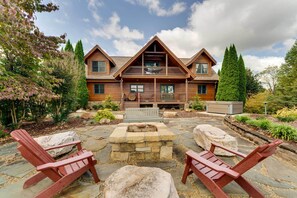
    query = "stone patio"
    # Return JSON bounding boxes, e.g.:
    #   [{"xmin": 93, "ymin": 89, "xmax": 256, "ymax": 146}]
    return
[{"xmin": 1, "ymin": 115, "xmax": 297, "ymax": 197}]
